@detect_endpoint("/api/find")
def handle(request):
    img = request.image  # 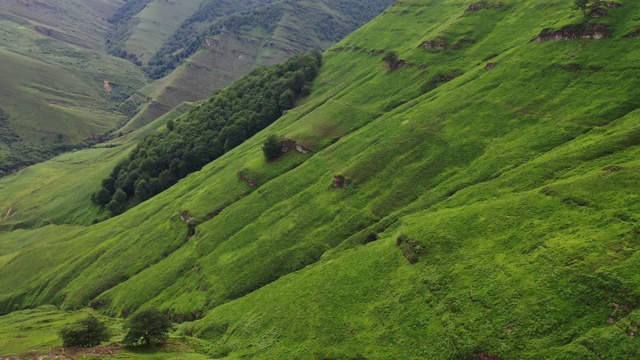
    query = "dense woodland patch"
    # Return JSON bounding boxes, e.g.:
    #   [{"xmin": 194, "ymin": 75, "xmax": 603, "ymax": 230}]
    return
[{"xmin": 94, "ymin": 51, "xmax": 322, "ymax": 213}]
